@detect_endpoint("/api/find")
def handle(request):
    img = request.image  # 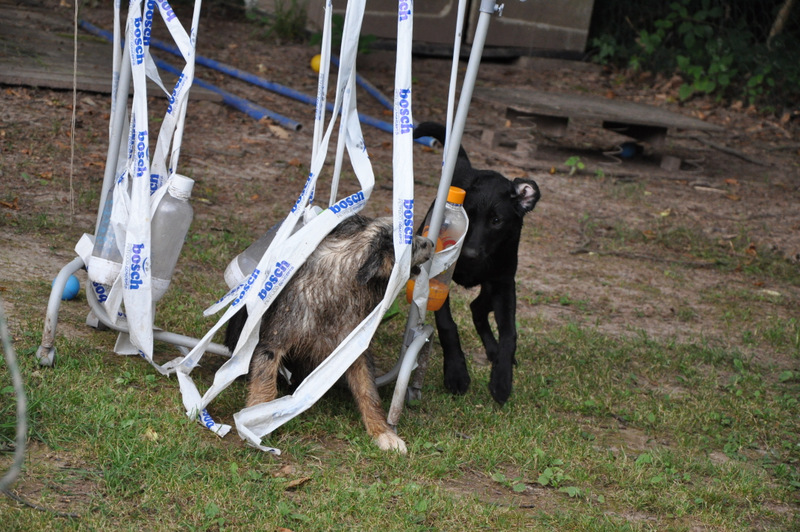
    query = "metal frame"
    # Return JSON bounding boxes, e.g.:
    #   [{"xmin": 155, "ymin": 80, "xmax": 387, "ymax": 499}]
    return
[{"xmin": 37, "ymin": 0, "xmax": 505, "ymax": 437}]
